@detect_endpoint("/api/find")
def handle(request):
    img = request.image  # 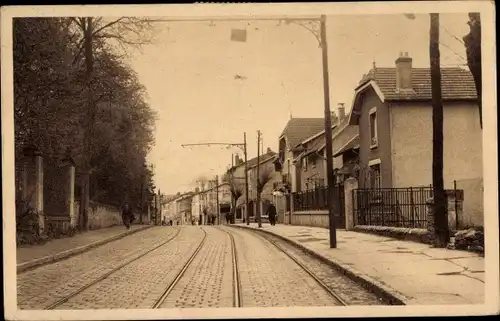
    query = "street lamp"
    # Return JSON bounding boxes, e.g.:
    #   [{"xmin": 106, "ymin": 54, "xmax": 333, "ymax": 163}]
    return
[{"xmin": 230, "ymin": 15, "xmax": 337, "ymax": 247}]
